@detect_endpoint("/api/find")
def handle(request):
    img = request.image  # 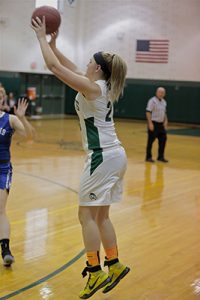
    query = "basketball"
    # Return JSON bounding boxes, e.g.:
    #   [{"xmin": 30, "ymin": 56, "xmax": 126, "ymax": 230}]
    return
[{"xmin": 31, "ymin": 6, "xmax": 61, "ymax": 34}]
